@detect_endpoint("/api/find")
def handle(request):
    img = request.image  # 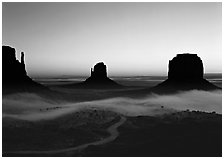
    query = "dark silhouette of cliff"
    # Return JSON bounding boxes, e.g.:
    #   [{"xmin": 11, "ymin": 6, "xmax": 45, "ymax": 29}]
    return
[
  {"xmin": 64, "ymin": 62, "xmax": 122, "ymax": 89},
  {"xmin": 2, "ymin": 46, "xmax": 47, "ymax": 94},
  {"xmin": 168, "ymin": 54, "xmax": 204, "ymax": 80},
  {"xmin": 151, "ymin": 53, "xmax": 220, "ymax": 93}
]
